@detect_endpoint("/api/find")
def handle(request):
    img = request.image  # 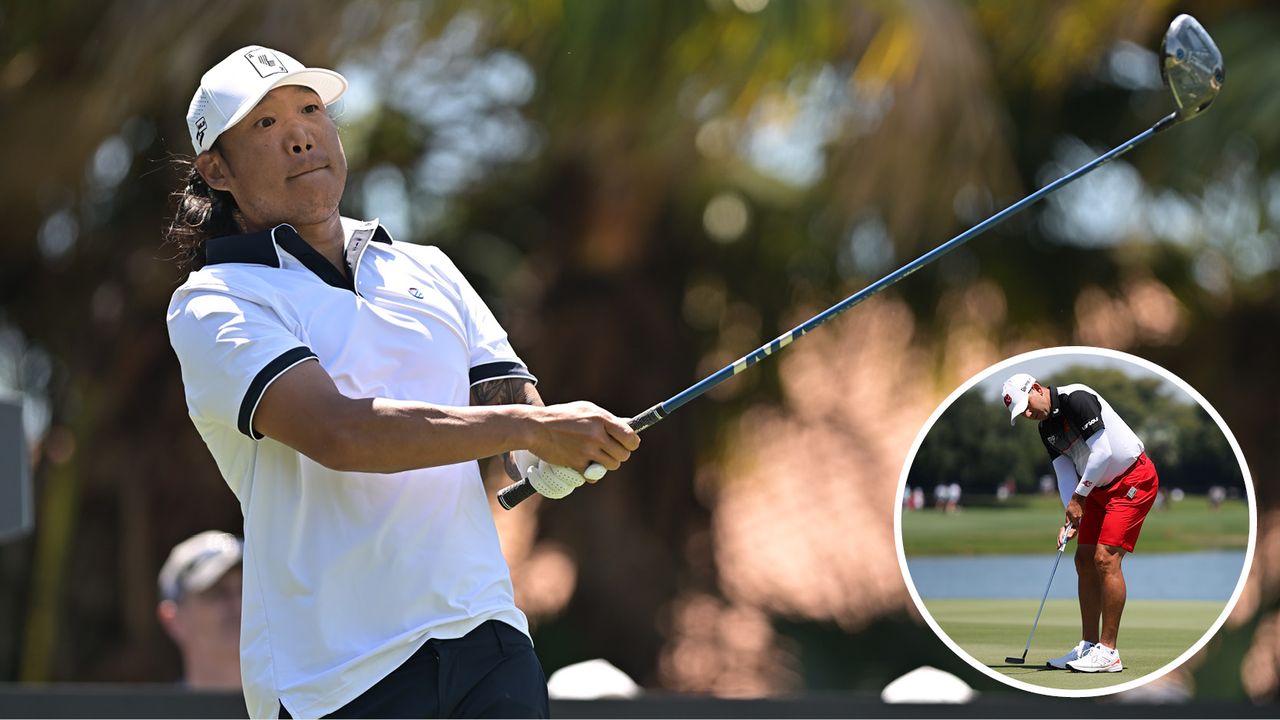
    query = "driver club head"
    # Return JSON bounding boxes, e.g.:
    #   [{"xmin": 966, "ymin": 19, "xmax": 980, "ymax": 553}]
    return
[{"xmin": 1160, "ymin": 14, "xmax": 1224, "ymax": 122}]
